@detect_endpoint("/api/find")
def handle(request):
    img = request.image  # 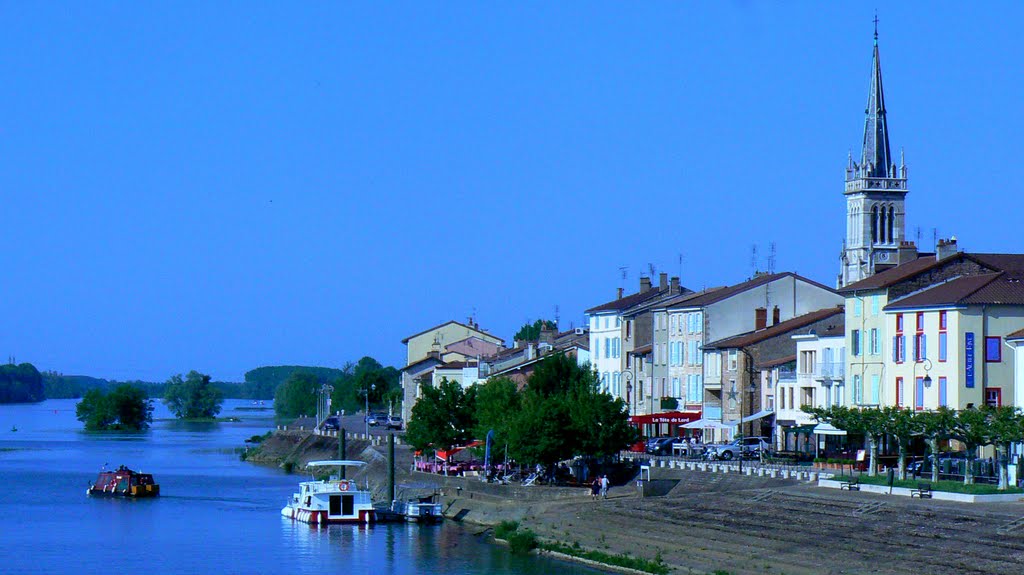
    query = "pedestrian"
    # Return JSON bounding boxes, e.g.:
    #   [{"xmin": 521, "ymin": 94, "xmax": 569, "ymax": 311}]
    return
[
  {"xmin": 590, "ymin": 477, "xmax": 600, "ymax": 500},
  {"xmin": 600, "ymin": 474, "xmax": 609, "ymax": 499}
]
